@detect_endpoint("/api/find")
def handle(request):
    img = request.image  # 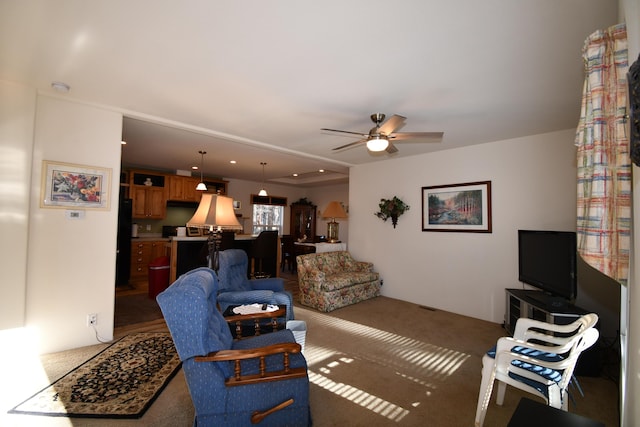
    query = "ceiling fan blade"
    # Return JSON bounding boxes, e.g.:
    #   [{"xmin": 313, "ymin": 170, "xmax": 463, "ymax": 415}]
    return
[
  {"xmin": 385, "ymin": 142, "xmax": 399, "ymax": 154},
  {"xmin": 378, "ymin": 114, "xmax": 406, "ymax": 135},
  {"xmin": 333, "ymin": 139, "xmax": 367, "ymax": 151},
  {"xmin": 321, "ymin": 128, "xmax": 368, "ymax": 137},
  {"xmin": 390, "ymin": 131, "xmax": 444, "ymax": 141}
]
